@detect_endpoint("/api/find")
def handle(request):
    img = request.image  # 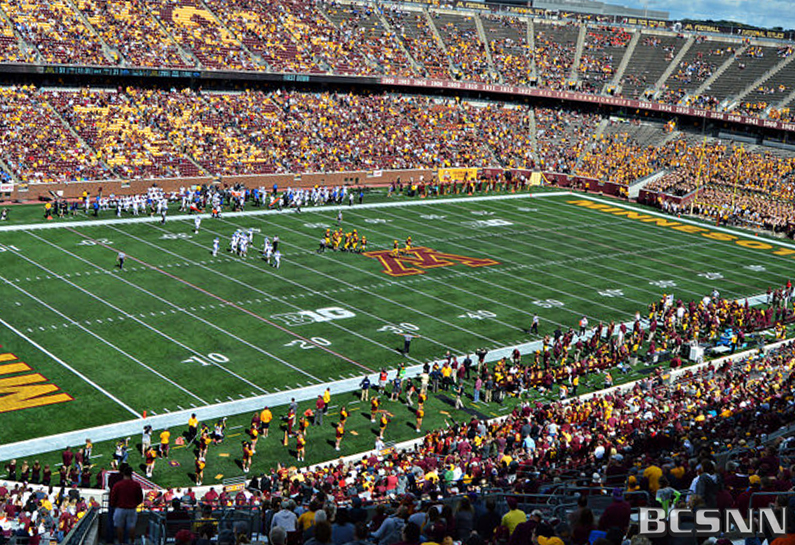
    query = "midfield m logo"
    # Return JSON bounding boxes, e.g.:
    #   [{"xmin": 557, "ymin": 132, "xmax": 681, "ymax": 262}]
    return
[{"xmin": 363, "ymin": 246, "xmax": 499, "ymax": 277}]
